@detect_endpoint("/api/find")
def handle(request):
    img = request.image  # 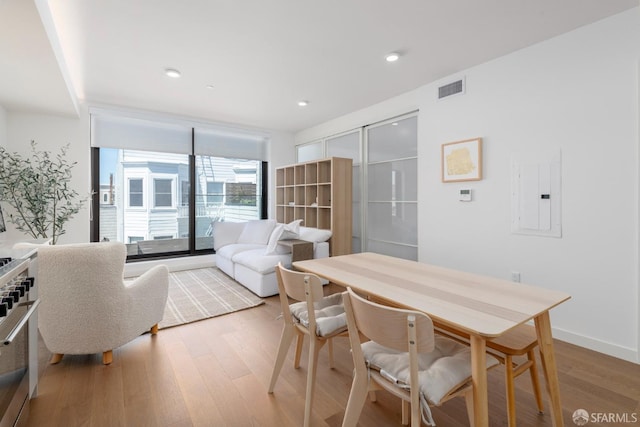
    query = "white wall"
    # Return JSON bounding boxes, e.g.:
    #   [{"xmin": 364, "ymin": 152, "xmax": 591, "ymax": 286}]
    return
[
  {"xmin": 421, "ymin": 8, "xmax": 639, "ymax": 362},
  {"xmin": 267, "ymin": 130, "xmax": 296, "ymax": 219},
  {"xmin": 296, "ymin": 8, "xmax": 640, "ymax": 363},
  {"xmin": 0, "ymin": 105, "xmax": 7, "ymax": 147},
  {"xmin": 6, "ymin": 108, "xmax": 89, "ymax": 243}
]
